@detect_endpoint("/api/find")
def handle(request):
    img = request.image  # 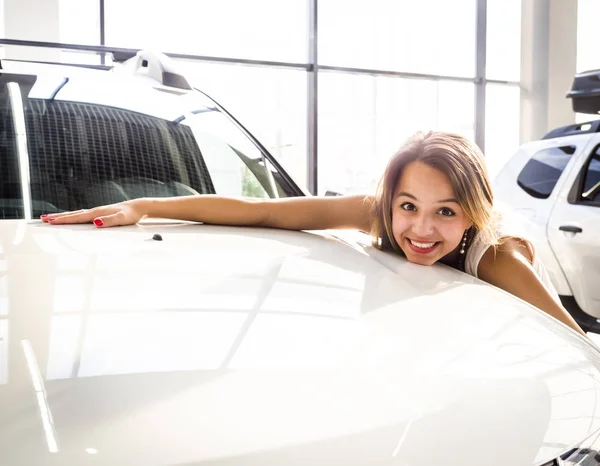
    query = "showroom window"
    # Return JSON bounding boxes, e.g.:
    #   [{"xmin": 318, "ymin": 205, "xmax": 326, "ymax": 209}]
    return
[
  {"xmin": 517, "ymin": 146, "xmax": 576, "ymax": 199},
  {"xmin": 104, "ymin": 0, "xmax": 308, "ymax": 63},
  {"xmin": 318, "ymin": 72, "xmax": 475, "ymax": 195},
  {"xmin": 486, "ymin": 0, "xmax": 521, "ymax": 82},
  {"xmin": 485, "ymin": 83, "xmax": 521, "ymax": 179},
  {"xmin": 58, "ymin": 0, "xmax": 100, "ymax": 64},
  {"xmin": 318, "ymin": 0, "xmax": 476, "ymax": 77},
  {"xmin": 0, "ymin": 0, "xmax": 525, "ymax": 195},
  {"xmin": 576, "ymin": 0, "xmax": 600, "ymax": 124}
]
